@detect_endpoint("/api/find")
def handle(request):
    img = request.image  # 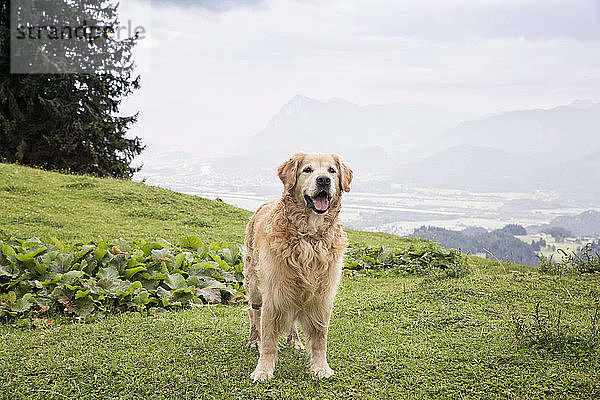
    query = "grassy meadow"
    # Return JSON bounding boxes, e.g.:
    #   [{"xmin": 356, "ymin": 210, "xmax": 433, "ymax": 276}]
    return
[{"xmin": 1, "ymin": 163, "xmax": 599, "ymax": 399}]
